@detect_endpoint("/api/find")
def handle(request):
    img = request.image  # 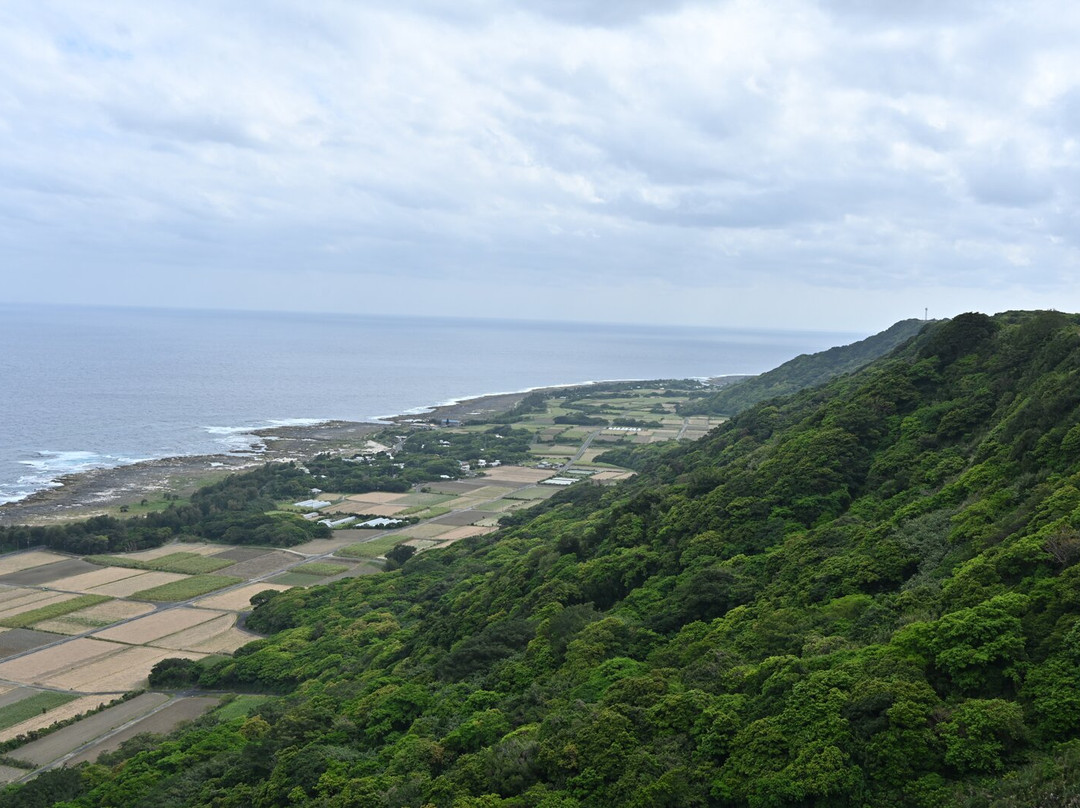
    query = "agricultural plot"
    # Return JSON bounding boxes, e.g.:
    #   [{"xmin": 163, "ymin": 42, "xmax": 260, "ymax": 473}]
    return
[
  {"xmin": 120, "ymin": 543, "xmax": 222, "ymax": 561},
  {"xmin": 393, "ymin": 492, "xmax": 455, "ymax": 508},
  {"xmin": 45, "ymin": 566, "xmax": 147, "ymax": 593},
  {"xmin": 345, "ymin": 491, "xmax": 408, "ymax": 505},
  {"xmin": 129, "ymin": 574, "xmax": 243, "ymax": 602},
  {"xmin": 0, "ymin": 691, "xmax": 76, "ymax": 731},
  {"xmin": 530, "ymin": 445, "xmax": 580, "ymax": 457},
  {"xmin": 296, "ymin": 562, "xmax": 350, "ymax": 576},
  {"xmin": 8, "ymin": 692, "xmax": 170, "ymax": 767},
  {"xmin": 432, "ymin": 510, "xmax": 498, "ymax": 527},
  {"xmin": 337, "ymin": 535, "xmax": 410, "ymax": 559},
  {"xmin": 0, "ymin": 551, "xmax": 71, "ymax": 575},
  {"xmin": 194, "ymin": 583, "xmax": 291, "ymax": 612},
  {"xmin": 267, "ymin": 572, "xmax": 327, "ymax": 587},
  {"xmin": 0, "ymin": 693, "xmax": 117, "ymax": 743},
  {"xmin": 93, "ymin": 608, "xmax": 228, "ymax": 645},
  {"xmin": 336, "ymin": 502, "xmax": 409, "ymax": 517},
  {"xmin": 35, "ymin": 600, "xmax": 156, "ymax": 635},
  {"xmin": 0, "ymin": 593, "xmax": 106, "ymax": 629},
  {"xmin": 214, "ymin": 551, "xmax": 297, "ymax": 580},
  {"xmin": 438, "ymin": 526, "xmax": 496, "ymax": 543},
  {"xmin": 211, "ymin": 547, "xmax": 270, "ymax": 563},
  {"xmin": 146, "ymin": 613, "xmax": 249, "ymax": 654},
  {"xmin": 0, "ymin": 558, "xmax": 99, "ymax": 587},
  {"xmin": 0, "ymin": 637, "xmax": 127, "ymax": 686},
  {"xmin": 50, "ymin": 646, "xmax": 206, "ymax": 692},
  {"xmin": 392, "ymin": 523, "xmax": 455, "ymax": 540},
  {"xmin": 86, "ymin": 552, "xmax": 234, "ymax": 575},
  {"xmin": 0, "ymin": 629, "xmax": 59, "ymax": 659},
  {"xmin": 65, "ymin": 695, "xmax": 221, "ymax": 767},
  {"xmin": 401, "ymin": 539, "xmax": 442, "ymax": 552},
  {"xmin": 88, "ymin": 571, "xmax": 189, "ymax": 598},
  {"xmin": 504, "ymin": 487, "xmax": 556, "ymax": 500},
  {"xmin": 283, "ymin": 536, "xmax": 365, "ymax": 556}
]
